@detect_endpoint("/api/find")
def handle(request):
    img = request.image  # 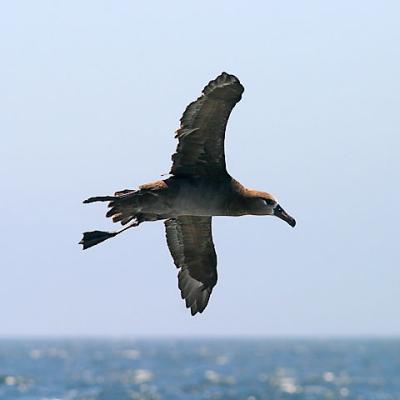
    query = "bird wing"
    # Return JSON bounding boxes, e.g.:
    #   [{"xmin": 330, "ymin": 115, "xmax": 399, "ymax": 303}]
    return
[
  {"xmin": 170, "ymin": 72, "xmax": 244, "ymax": 177},
  {"xmin": 164, "ymin": 216, "xmax": 218, "ymax": 315}
]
